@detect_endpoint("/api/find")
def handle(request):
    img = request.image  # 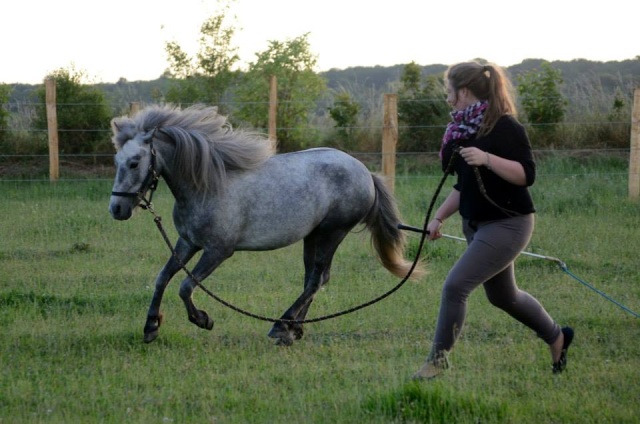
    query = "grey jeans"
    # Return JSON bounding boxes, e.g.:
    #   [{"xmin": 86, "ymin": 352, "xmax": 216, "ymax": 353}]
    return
[{"xmin": 429, "ymin": 214, "xmax": 561, "ymax": 359}]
